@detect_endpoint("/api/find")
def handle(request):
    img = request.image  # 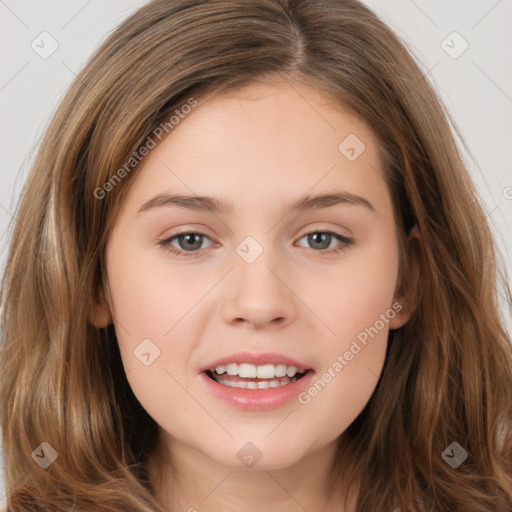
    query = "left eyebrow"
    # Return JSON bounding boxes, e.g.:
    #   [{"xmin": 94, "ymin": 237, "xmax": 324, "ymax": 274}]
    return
[{"xmin": 136, "ymin": 191, "xmax": 376, "ymax": 216}]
